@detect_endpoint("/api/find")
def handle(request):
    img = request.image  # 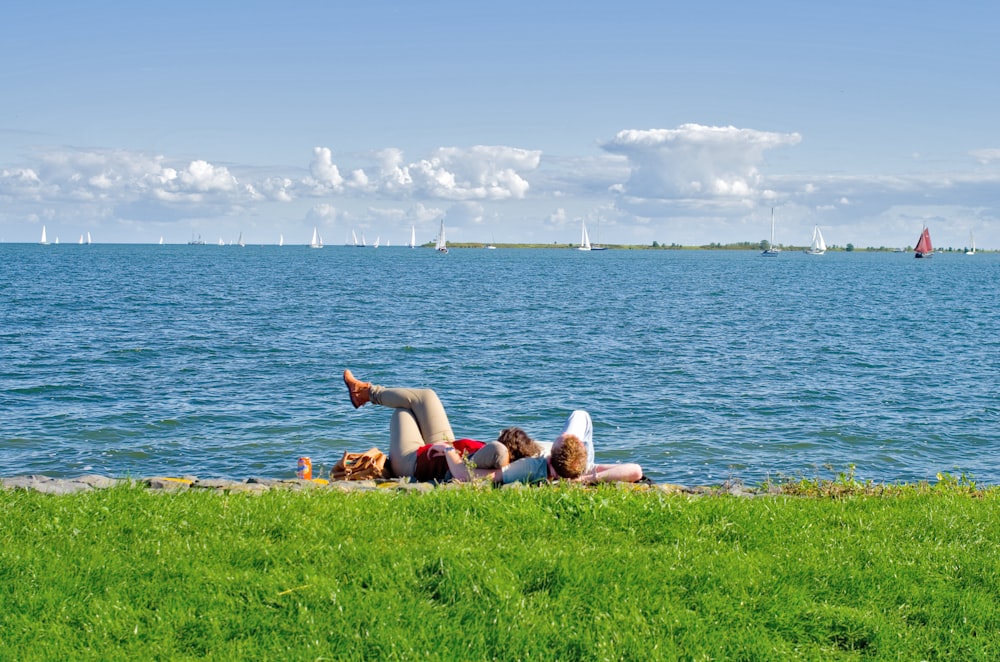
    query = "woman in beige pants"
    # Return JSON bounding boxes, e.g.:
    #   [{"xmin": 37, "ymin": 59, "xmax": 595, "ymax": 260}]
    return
[{"xmin": 343, "ymin": 370, "xmax": 507, "ymax": 479}]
